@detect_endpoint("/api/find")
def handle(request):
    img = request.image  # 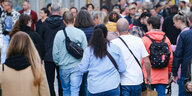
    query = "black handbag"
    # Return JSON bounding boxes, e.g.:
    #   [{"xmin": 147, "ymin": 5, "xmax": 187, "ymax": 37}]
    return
[
  {"xmin": 119, "ymin": 37, "xmax": 147, "ymax": 91},
  {"xmin": 63, "ymin": 29, "xmax": 84, "ymax": 59}
]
